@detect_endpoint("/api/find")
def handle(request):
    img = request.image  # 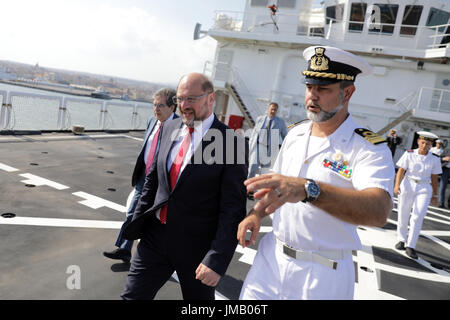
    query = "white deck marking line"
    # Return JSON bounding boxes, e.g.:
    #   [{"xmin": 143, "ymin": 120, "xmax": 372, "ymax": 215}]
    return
[
  {"xmin": 391, "ymin": 208, "xmax": 450, "ymax": 226},
  {"xmin": 235, "ymin": 227, "xmax": 273, "ymax": 265},
  {"xmin": 427, "ymin": 211, "xmax": 450, "ymax": 221},
  {"xmin": 0, "ymin": 163, "xmax": 19, "ymax": 172},
  {"xmin": 235, "ymin": 245, "xmax": 257, "ymax": 265},
  {"xmin": 374, "ymin": 255, "xmax": 450, "ymax": 282},
  {"xmin": 170, "ymin": 272, "xmax": 228, "ymax": 300},
  {"xmin": 355, "ymin": 243, "xmax": 380, "ymax": 292},
  {"xmin": 355, "ymin": 227, "xmax": 392, "ymax": 299},
  {"xmin": 417, "ymin": 233, "xmax": 450, "ymax": 251},
  {"xmin": 0, "ymin": 216, "xmax": 122, "ymax": 229},
  {"xmin": 19, "ymin": 173, "xmax": 70, "ymax": 190},
  {"xmin": 72, "ymin": 191, "xmax": 127, "ymax": 213},
  {"xmin": 361, "ymin": 226, "xmax": 450, "ymax": 280},
  {"xmin": 121, "ymin": 134, "xmax": 144, "ymax": 142},
  {"xmin": 354, "ymin": 282, "xmax": 404, "ymax": 300},
  {"xmin": 394, "ymin": 197, "xmax": 450, "ymax": 214},
  {"xmin": 387, "ymin": 217, "xmax": 450, "ymax": 254}
]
